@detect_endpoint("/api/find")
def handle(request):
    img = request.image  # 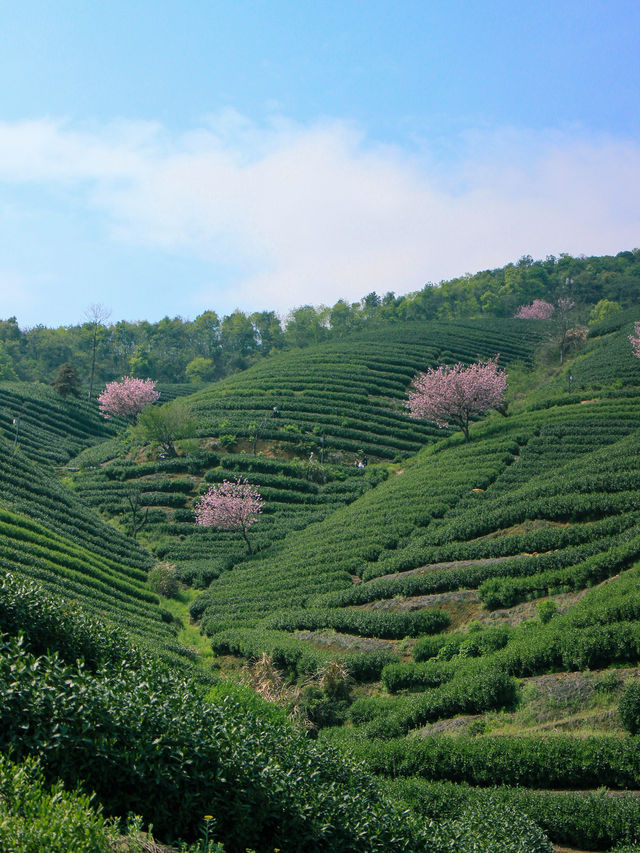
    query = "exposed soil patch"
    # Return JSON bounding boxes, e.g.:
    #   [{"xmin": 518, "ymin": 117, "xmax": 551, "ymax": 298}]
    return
[
  {"xmin": 477, "ymin": 573, "xmax": 623, "ymax": 627},
  {"xmin": 474, "ymin": 588, "xmax": 591, "ymax": 627},
  {"xmin": 366, "ymin": 589, "xmax": 479, "ymax": 612},
  {"xmin": 365, "ymin": 589, "xmax": 482, "ymax": 629},
  {"xmin": 518, "ymin": 667, "xmax": 640, "ymax": 714},
  {"xmin": 412, "ymin": 667, "xmax": 640, "ymax": 739},
  {"xmin": 383, "ymin": 556, "xmax": 516, "ymax": 582},
  {"xmin": 294, "ymin": 629, "xmax": 397, "ymax": 654},
  {"xmin": 411, "ymin": 713, "xmax": 483, "ymax": 737},
  {"xmin": 475, "ymin": 518, "xmax": 568, "ymax": 541},
  {"xmin": 554, "ymin": 847, "xmax": 594, "ymax": 853}
]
